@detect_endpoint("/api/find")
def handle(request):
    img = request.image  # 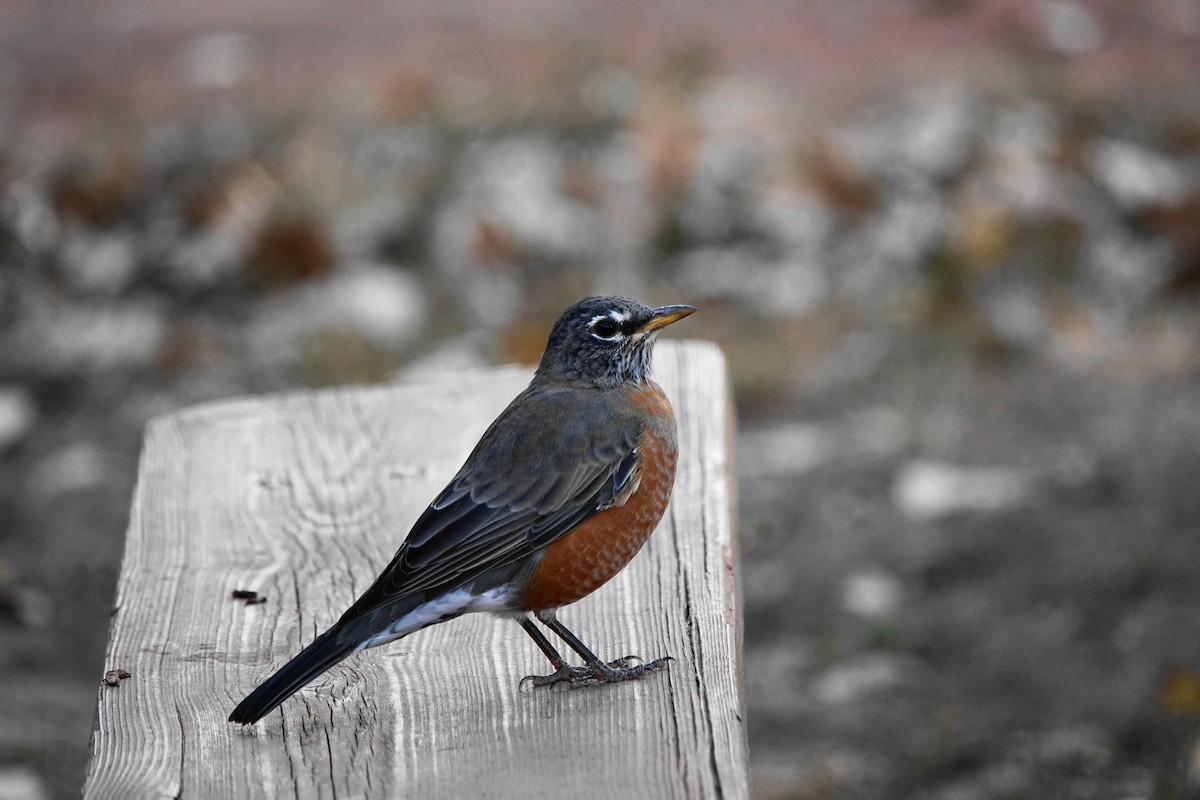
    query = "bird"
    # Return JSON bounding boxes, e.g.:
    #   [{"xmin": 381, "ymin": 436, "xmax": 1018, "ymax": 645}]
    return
[{"xmin": 229, "ymin": 295, "xmax": 696, "ymax": 725}]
